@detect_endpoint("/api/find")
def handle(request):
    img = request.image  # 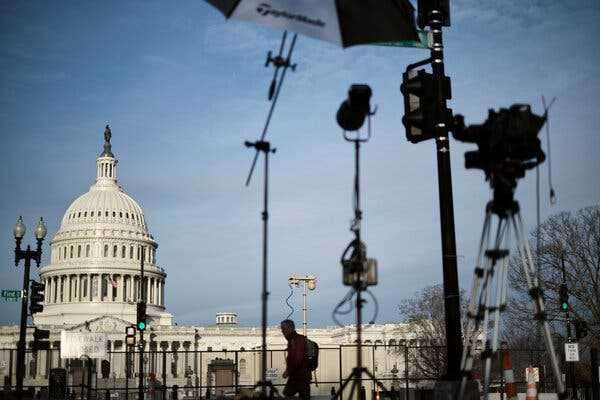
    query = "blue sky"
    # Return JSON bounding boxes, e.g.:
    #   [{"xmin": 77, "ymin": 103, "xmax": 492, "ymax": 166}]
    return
[{"xmin": 1, "ymin": 0, "xmax": 599, "ymax": 328}]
